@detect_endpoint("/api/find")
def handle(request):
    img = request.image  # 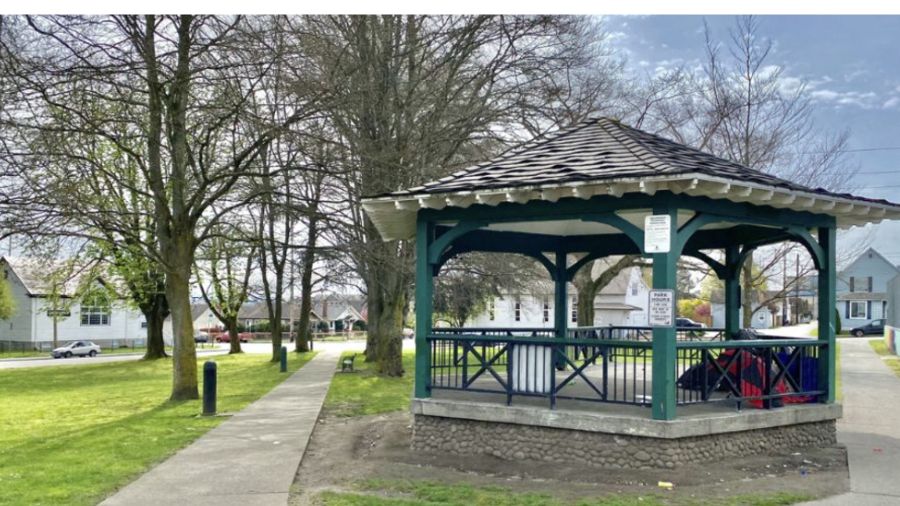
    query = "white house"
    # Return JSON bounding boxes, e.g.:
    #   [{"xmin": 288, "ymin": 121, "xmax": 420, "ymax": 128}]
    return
[
  {"xmin": 0, "ymin": 257, "xmax": 145, "ymax": 349},
  {"xmin": 467, "ymin": 264, "xmax": 649, "ymax": 328}
]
